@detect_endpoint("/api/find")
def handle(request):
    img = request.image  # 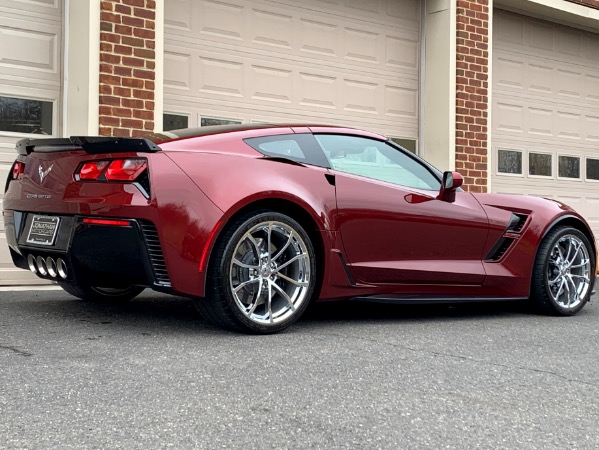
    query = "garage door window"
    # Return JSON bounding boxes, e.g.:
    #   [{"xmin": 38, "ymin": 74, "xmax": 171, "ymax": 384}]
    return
[
  {"xmin": 200, "ymin": 117, "xmax": 242, "ymax": 127},
  {"xmin": 163, "ymin": 113, "xmax": 189, "ymax": 131},
  {"xmin": 497, "ymin": 149, "xmax": 522, "ymax": 175},
  {"xmin": 529, "ymin": 152, "xmax": 552, "ymax": 177},
  {"xmin": 0, "ymin": 96, "xmax": 53, "ymax": 135},
  {"xmin": 389, "ymin": 137, "xmax": 417, "ymax": 155},
  {"xmin": 558, "ymin": 155, "xmax": 580, "ymax": 179},
  {"xmin": 586, "ymin": 158, "xmax": 599, "ymax": 181}
]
